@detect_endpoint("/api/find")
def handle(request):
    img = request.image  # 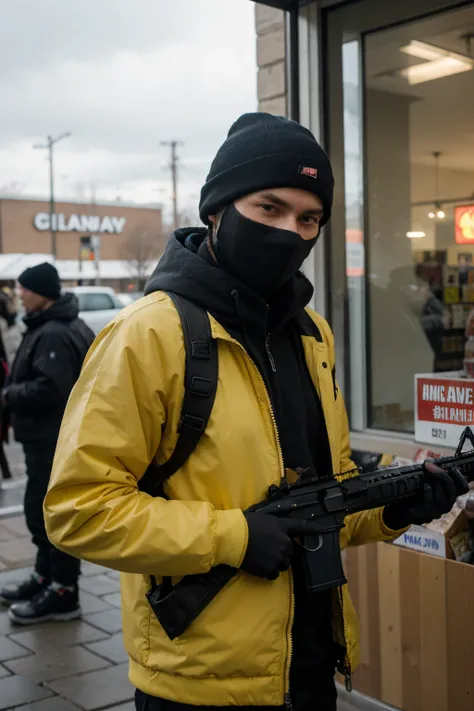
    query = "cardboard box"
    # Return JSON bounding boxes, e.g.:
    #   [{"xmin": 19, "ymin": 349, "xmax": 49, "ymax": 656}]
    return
[
  {"xmin": 393, "ymin": 504, "xmax": 471, "ymax": 560},
  {"xmin": 424, "ymin": 505, "xmax": 471, "ymax": 560},
  {"xmin": 393, "ymin": 524, "xmax": 448, "ymax": 558},
  {"xmin": 345, "ymin": 542, "xmax": 474, "ymax": 711}
]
